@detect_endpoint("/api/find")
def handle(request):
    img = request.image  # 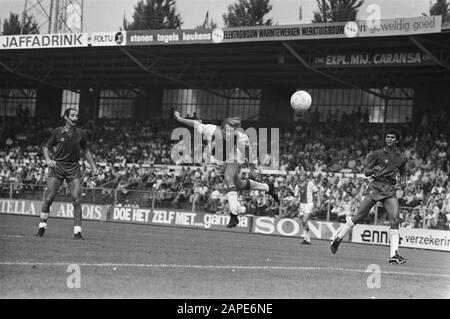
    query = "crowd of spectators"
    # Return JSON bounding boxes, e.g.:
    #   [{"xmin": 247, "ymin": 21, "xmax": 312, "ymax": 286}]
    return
[{"xmin": 1, "ymin": 111, "xmax": 449, "ymax": 229}]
